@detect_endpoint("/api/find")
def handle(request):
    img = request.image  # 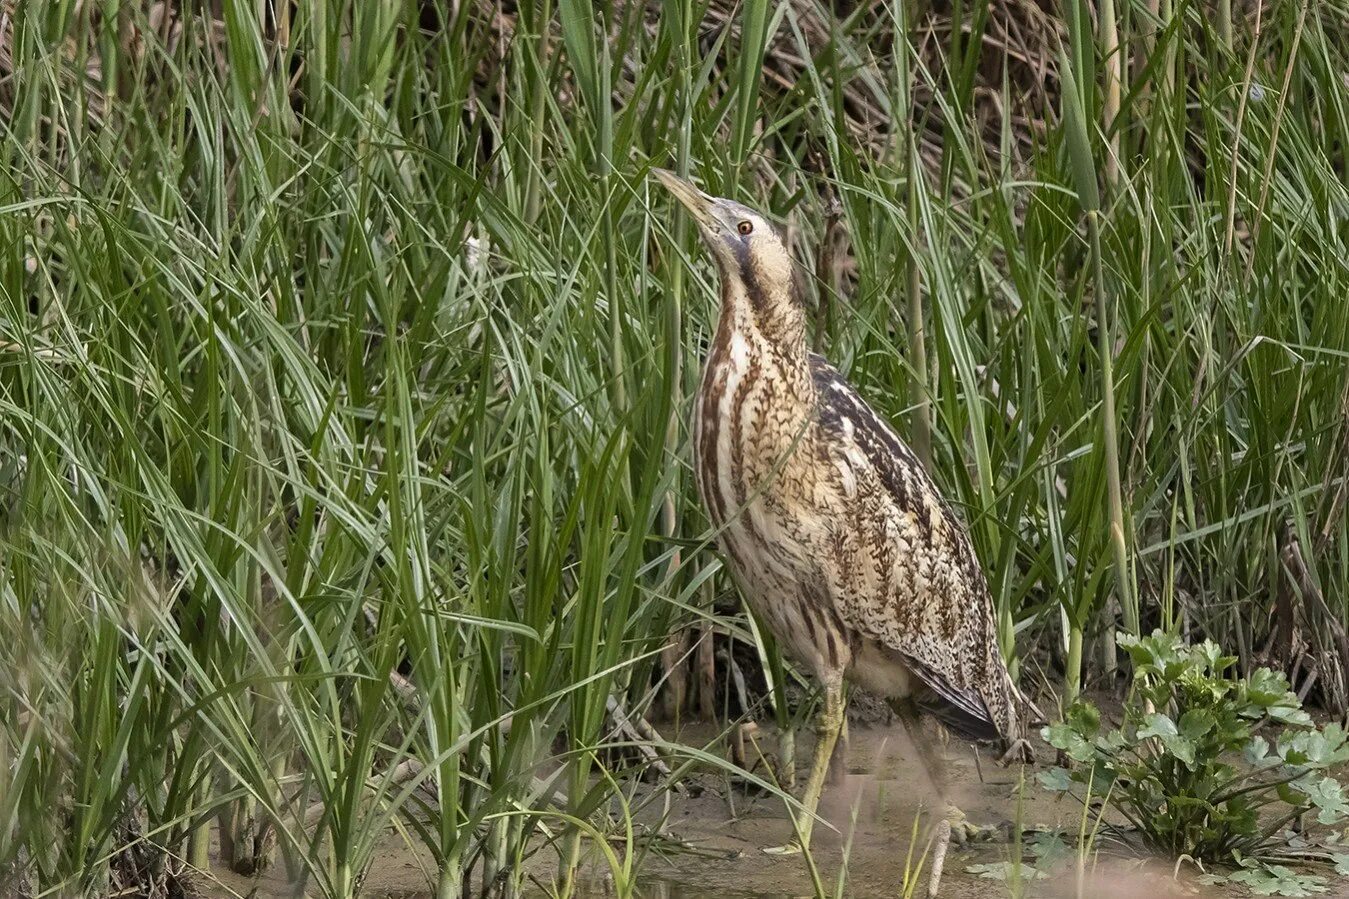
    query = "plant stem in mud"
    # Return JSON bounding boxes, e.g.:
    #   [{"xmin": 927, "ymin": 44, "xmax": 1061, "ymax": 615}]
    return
[
  {"xmin": 1089, "ymin": 210, "xmax": 1136, "ymax": 643},
  {"xmin": 1066, "ymin": 626, "xmax": 1085, "ymax": 707}
]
